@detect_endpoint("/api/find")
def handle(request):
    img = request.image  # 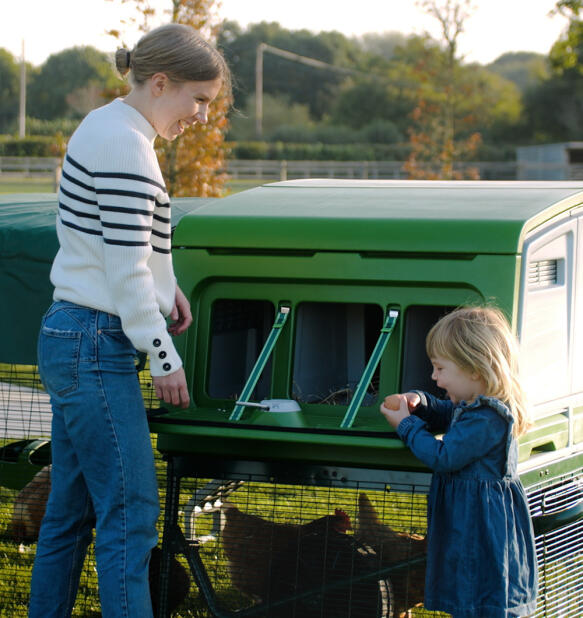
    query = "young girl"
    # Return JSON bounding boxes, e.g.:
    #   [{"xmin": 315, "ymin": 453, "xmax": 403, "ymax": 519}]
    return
[
  {"xmin": 29, "ymin": 24, "xmax": 230, "ymax": 617},
  {"xmin": 380, "ymin": 306, "xmax": 538, "ymax": 618}
]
